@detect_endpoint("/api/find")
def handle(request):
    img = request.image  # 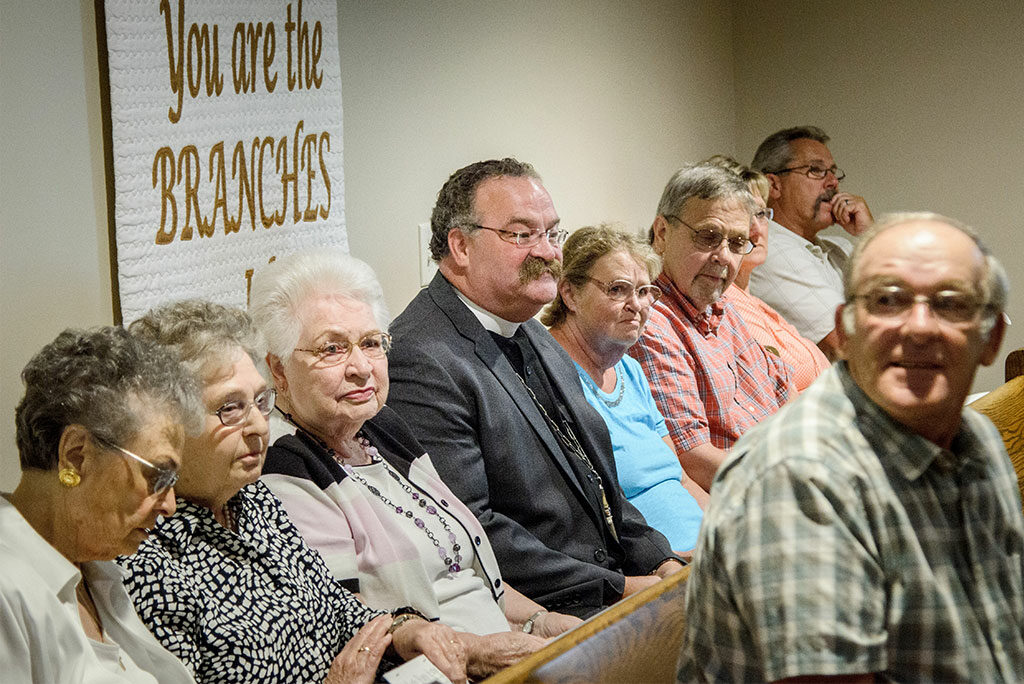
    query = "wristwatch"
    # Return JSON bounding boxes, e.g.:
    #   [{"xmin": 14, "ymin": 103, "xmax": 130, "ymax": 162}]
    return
[{"xmin": 521, "ymin": 609, "xmax": 547, "ymax": 634}]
